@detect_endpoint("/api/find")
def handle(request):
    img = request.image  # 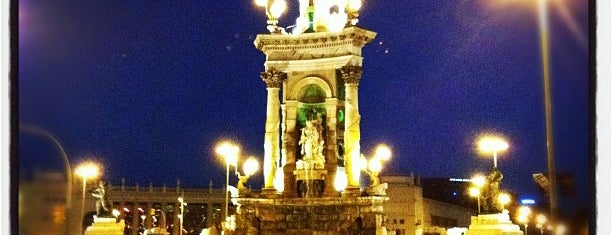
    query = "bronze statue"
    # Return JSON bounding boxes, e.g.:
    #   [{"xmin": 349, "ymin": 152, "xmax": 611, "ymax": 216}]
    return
[
  {"xmin": 481, "ymin": 168, "xmax": 504, "ymax": 213},
  {"xmin": 91, "ymin": 180, "xmax": 113, "ymax": 217}
]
